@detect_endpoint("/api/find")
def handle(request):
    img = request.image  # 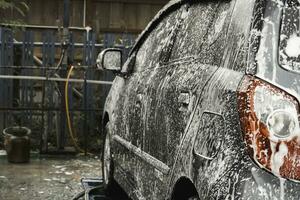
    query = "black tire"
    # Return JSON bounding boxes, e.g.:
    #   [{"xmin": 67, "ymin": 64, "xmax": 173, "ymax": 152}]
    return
[
  {"xmin": 101, "ymin": 123, "xmax": 115, "ymax": 194},
  {"xmin": 171, "ymin": 178, "xmax": 200, "ymax": 200},
  {"xmin": 187, "ymin": 197, "xmax": 200, "ymax": 200},
  {"xmin": 101, "ymin": 123, "xmax": 133, "ymax": 200}
]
